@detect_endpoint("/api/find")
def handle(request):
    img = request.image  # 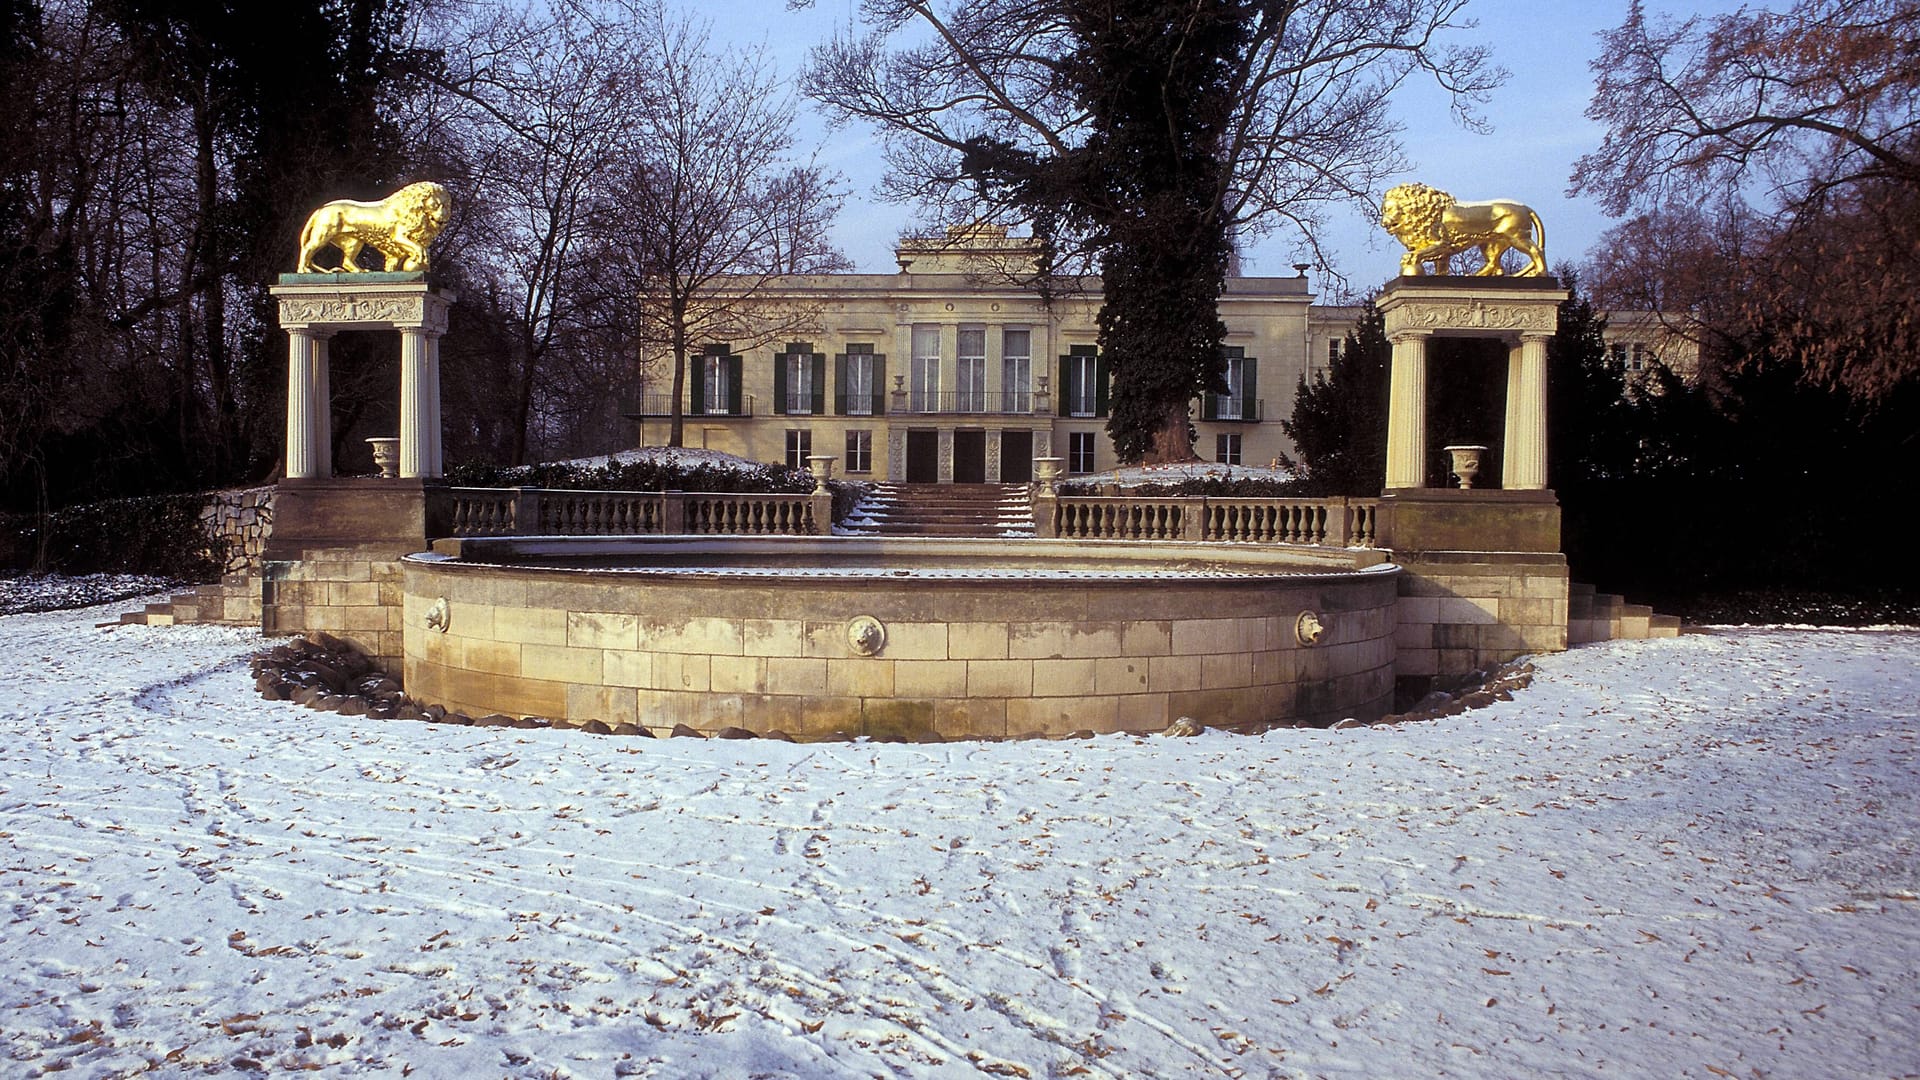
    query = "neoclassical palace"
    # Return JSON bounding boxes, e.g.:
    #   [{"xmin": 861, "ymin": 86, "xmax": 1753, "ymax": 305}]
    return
[
  {"xmin": 630, "ymin": 226, "xmax": 1353, "ymax": 482},
  {"xmin": 629, "ymin": 225, "xmax": 1691, "ymax": 482}
]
